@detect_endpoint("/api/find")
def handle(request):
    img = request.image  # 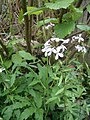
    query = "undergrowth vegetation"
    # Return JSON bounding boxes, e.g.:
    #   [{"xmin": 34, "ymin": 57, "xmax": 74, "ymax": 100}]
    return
[{"xmin": 0, "ymin": 0, "xmax": 90, "ymax": 120}]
